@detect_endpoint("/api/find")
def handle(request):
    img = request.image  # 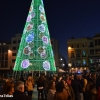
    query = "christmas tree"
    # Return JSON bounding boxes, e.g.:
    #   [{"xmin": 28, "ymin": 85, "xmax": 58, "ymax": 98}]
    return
[{"xmin": 13, "ymin": 0, "xmax": 56, "ymax": 72}]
